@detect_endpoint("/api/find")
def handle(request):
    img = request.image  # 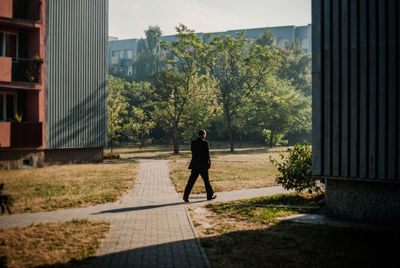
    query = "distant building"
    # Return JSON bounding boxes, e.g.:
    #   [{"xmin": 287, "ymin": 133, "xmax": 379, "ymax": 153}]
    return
[
  {"xmin": 108, "ymin": 36, "xmax": 119, "ymax": 41},
  {"xmin": 0, "ymin": 0, "xmax": 108, "ymax": 169},
  {"xmin": 108, "ymin": 24, "xmax": 312, "ymax": 78}
]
